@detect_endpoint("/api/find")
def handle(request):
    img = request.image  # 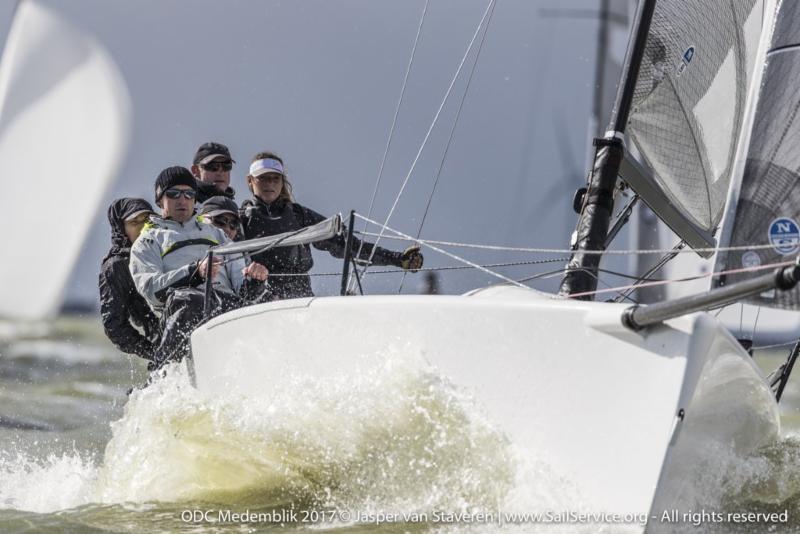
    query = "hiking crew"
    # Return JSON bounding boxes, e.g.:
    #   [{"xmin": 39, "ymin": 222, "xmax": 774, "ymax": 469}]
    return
[
  {"xmin": 191, "ymin": 142, "xmax": 237, "ymax": 203},
  {"xmin": 199, "ymin": 196, "xmax": 242, "ymax": 241},
  {"xmin": 130, "ymin": 166, "xmax": 268, "ymax": 366},
  {"xmin": 240, "ymin": 151, "xmax": 424, "ymax": 300},
  {"xmin": 99, "ymin": 198, "xmax": 161, "ymax": 367}
]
